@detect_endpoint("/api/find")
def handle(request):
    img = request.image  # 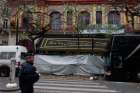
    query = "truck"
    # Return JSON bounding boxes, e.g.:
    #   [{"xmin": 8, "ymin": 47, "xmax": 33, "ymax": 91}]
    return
[
  {"xmin": 0, "ymin": 45, "xmax": 27, "ymax": 77},
  {"xmin": 106, "ymin": 33, "xmax": 140, "ymax": 81}
]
